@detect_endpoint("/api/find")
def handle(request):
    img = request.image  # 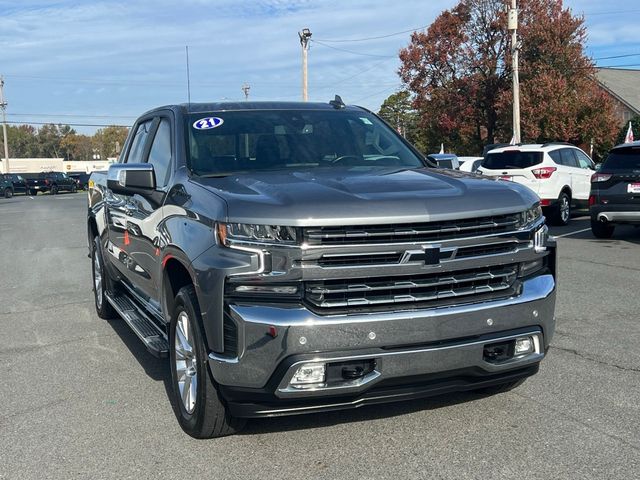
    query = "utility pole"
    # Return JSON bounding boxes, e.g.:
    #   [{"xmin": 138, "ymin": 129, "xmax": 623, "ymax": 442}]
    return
[
  {"xmin": 0, "ymin": 76, "xmax": 9, "ymax": 174},
  {"xmin": 299, "ymin": 28, "xmax": 312, "ymax": 101},
  {"xmin": 508, "ymin": 0, "xmax": 521, "ymax": 144},
  {"xmin": 241, "ymin": 83, "xmax": 250, "ymax": 101}
]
